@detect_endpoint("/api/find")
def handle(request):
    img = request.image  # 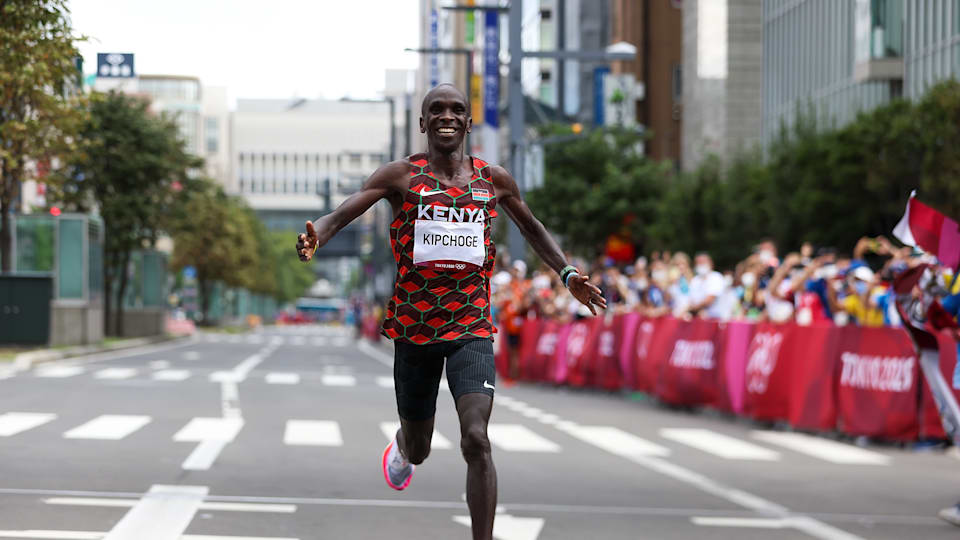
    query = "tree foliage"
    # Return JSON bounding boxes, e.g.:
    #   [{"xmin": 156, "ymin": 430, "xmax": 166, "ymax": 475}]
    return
[
  {"xmin": 0, "ymin": 0, "xmax": 85, "ymax": 272},
  {"xmin": 532, "ymin": 80, "xmax": 960, "ymax": 270},
  {"xmin": 53, "ymin": 90, "xmax": 198, "ymax": 334},
  {"xmin": 526, "ymin": 126, "xmax": 672, "ymax": 256}
]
